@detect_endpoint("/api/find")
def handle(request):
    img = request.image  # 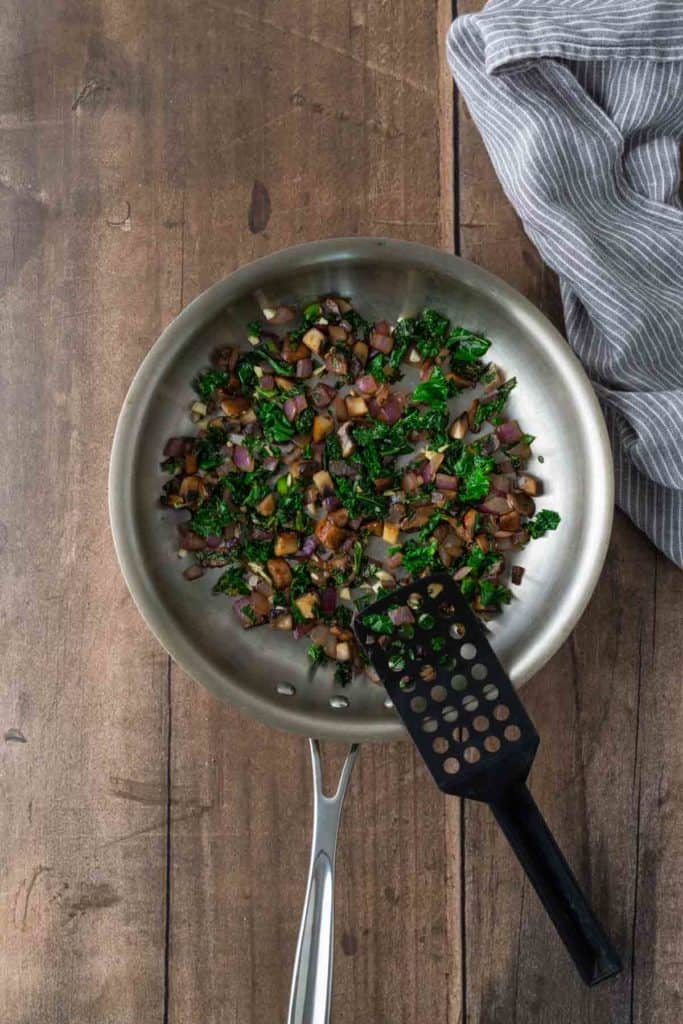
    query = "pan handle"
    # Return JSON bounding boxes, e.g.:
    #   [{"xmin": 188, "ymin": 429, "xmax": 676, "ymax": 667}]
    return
[{"xmin": 287, "ymin": 739, "xmax": 360, "ymax": 1024}]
